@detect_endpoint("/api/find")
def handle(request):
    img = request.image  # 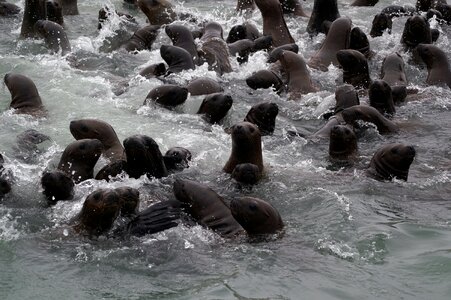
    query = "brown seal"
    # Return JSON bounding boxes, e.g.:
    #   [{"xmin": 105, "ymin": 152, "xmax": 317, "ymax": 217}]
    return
[
  {"xmin": 254, "ymin": 0, "xmax": 295, "ymax": 47},
  {"xmin": 336, "ymin": 49, "xmax": 371, "ymax": 90},
  {"xmin": 139, "ymin": 63, "xmax": 167, "ymax": 79},
  {"xmin": 69, "ymin": 119, "xmax": 124, "ymax": 162},
  {"xmin": 137, "ymin": 0, "xmax": 176, "ymax": 25},
  {"xmin": 228, "ymin": 39, "xmax": 254, "ymax": 64},
  {"xmin": 34, "ymin": 20, "xmax": 71, "ymax": 55},
  {"xmin": 279, "ymin": 50, "xmax": 317, "ymax": 98},
  {"xmin": 226, "ymin": 22, "xmax": 260, "ymax": 43},
  {"xmin": 0, "ymin": 2, "xmax": 20, "ymax": 16},
  {"xmin": 94, "ymin": 160, "xmax": 127, "ymax": 182},
  {"xmin": 163, "ymin": 147, "xmax": 191, "ymax": 171},
  {"xmin": 268, "ymin": 43, "xmax": 298, "ymax": 63},
  {"xmin": 400, "ymin": 15, "xmax": 432, "ymax": 51},
  {"xmin": 230, "ymin": 197, "xmax": 284, "ymax": 235},
  {"xmin": 367, "ymin": 143, "xmax": 416, "ymax": 181},
  {"xmin": 349, "ymin": 27, "xmax": 372, "ymax": 59},
  {"xmin": 144, "ymin": 84, "xmax": 189, "ymax": 108},
  {"xmin": 61, "ymin": 0, "xmax": 78, "ymax": 15},
  {"xmin": 307, "ymin": 0, "xmax": 340, "ymax": 36},
  {"xmin": 45, "ymin": 0, "xmax": 64, "ymax": 25},
  {"xmin": 41, "ymin": 170, "xmax": 74, "ymax": 204},
  {"xmin": 415, "ymin": 43, "xmax": 451, "ymax": 88},
  {"xmin": 123, "ymin": 134, "xmax": 168, "ymax": 179},
  {"xmin": 186, "ymin": 77, "xmax": 223, "ymax": 96},
  {"xmin": 308, "ymin": 17, "xmax": 352, "ymax": 71},
  {"xmin": 4, "ymin": 73, "xmax": 45, "ymax": 116},
  {"xmin": 369, "ymin": 80, "xmax": 395, "ymax": 116},
  {"xmin": 380, "ymin": 52, "xmax": 408, "ymax": 103},
  {"xmin": 165, "ymin": 24, "xmax": 199, "ymax": 64},
  {"xmin": 329, "ymin": 125, "xmax": 357, "ymax": 161},
  {"xmin": 231, "ymin": 163, "xmax": 261, "ymax": 185},
  {"xmin": 173, "ymin": 178, "xmax": 244, "ymax": 237},
  {"xmin": 121, "ymin": 25, "xmax": 160, "ymax": 52},
  {"xmin": 197, "ymin": 93, "xmax": 233, "ymax": 124},
  {"xmin": 341, "ymin": 105, "xmax": 399, "ymax": 134},
  {"xmin": 160, "ymin": 44, "xmax": 195, "ymax": 74},
  {"xmin": 223, "ymin": 122, "xmax": 264, "ymax": 174},
  {"xmin": 245, "ymin": 70, "xmax": 283, "ymax": 91},
  {"xmin": 199, "ymin": 22, "xmax": 232, "ymax": 75},
  {"xmin": 57, "ymin": 139, "xmax": 103, "ymax": 183},
  {"xmin": 244, "ymin": 102, "xmax": 279, "ymax": 135},
  {"xmin": 369, "ymin": 13, "xmax": 392, "ymax": 38}
]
